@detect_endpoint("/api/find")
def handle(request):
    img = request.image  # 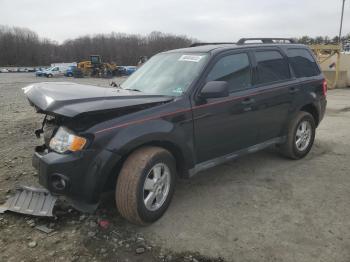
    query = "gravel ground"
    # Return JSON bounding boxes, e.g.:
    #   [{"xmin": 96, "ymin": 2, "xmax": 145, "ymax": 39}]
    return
[{"xmin": 0, "ymin": 73, "xmax": 350, "ymax": 262}]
